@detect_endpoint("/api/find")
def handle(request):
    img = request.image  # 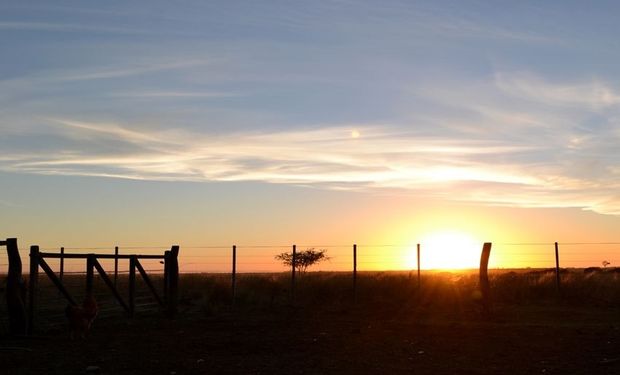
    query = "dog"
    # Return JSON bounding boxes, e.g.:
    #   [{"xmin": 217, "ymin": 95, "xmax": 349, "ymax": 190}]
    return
[{"xmin": 65, "ymin": 293, "xmax": 98, "ymax": 339}]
